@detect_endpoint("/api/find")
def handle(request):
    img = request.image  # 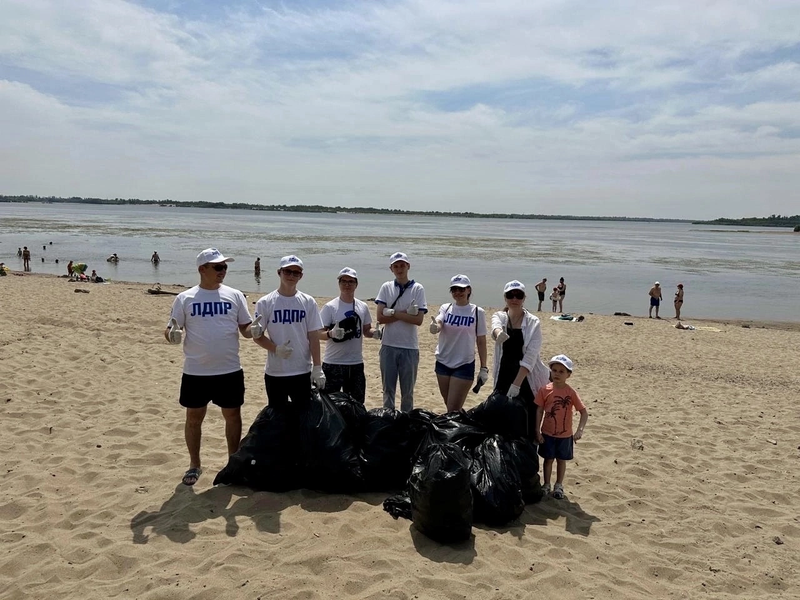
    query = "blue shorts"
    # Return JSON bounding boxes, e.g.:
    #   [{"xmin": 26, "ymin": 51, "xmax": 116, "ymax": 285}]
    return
[
  {"xmin": 538, "ymin": 434, "xmax": 574, "ymax": 461},
  {"xmin": 650, "ymin": 297, "xmax": 660, "ymax": 307},
  {"xmin": 434, "ymin": 360, "xmax": 475, "ymax": 381}
]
